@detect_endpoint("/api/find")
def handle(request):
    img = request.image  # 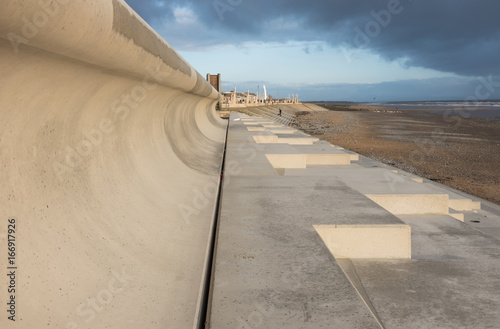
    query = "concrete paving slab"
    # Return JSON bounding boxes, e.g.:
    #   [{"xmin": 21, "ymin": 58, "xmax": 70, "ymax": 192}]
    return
[
  {"xmin": 351, "ymin": 214, "xmax": 500, "ymax": 328},
  {"xmin": 463, "ymin": 209, "xmax": 500, "ymax": 240},
  {"xmin": 351, "ymin": 257, "xmax": 500, "ymax": 329},
  {"xmin": 209, "ymin": 175, "xmax": 404, "ymax": 329}
]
